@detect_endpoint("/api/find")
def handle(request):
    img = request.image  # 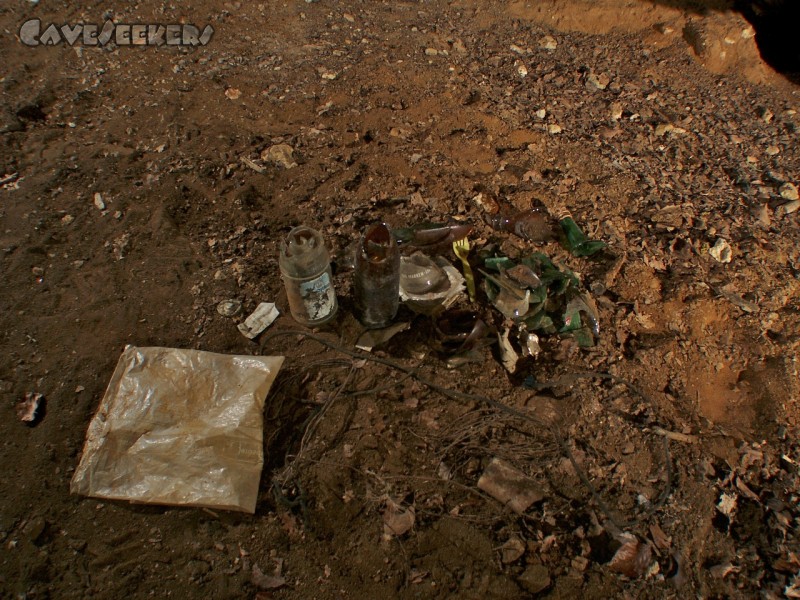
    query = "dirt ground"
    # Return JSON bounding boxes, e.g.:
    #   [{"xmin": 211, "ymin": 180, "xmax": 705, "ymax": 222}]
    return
[{"xmin": 2, "ymin": 0, "xmax": 799, "ymax": 598}]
